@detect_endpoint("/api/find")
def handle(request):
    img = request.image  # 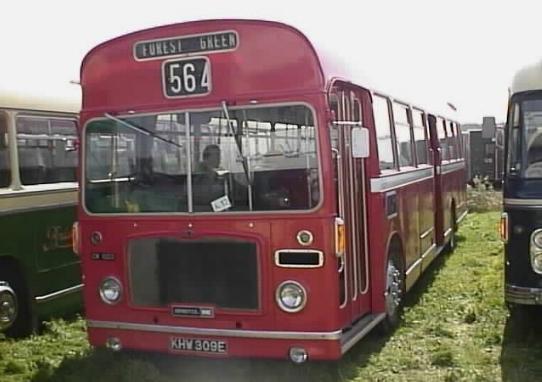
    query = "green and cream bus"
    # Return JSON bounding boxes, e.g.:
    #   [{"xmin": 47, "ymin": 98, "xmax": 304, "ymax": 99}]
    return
[{"xmin": 0, "ymin": 86, "xmax": 82, "ymax": 337}]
